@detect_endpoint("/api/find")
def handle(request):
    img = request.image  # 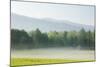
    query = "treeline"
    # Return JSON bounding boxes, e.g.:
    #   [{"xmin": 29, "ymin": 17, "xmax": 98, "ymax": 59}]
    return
[{"xmin": 11, "ymin": 28, "xmax": 95, "ymax": 50}]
